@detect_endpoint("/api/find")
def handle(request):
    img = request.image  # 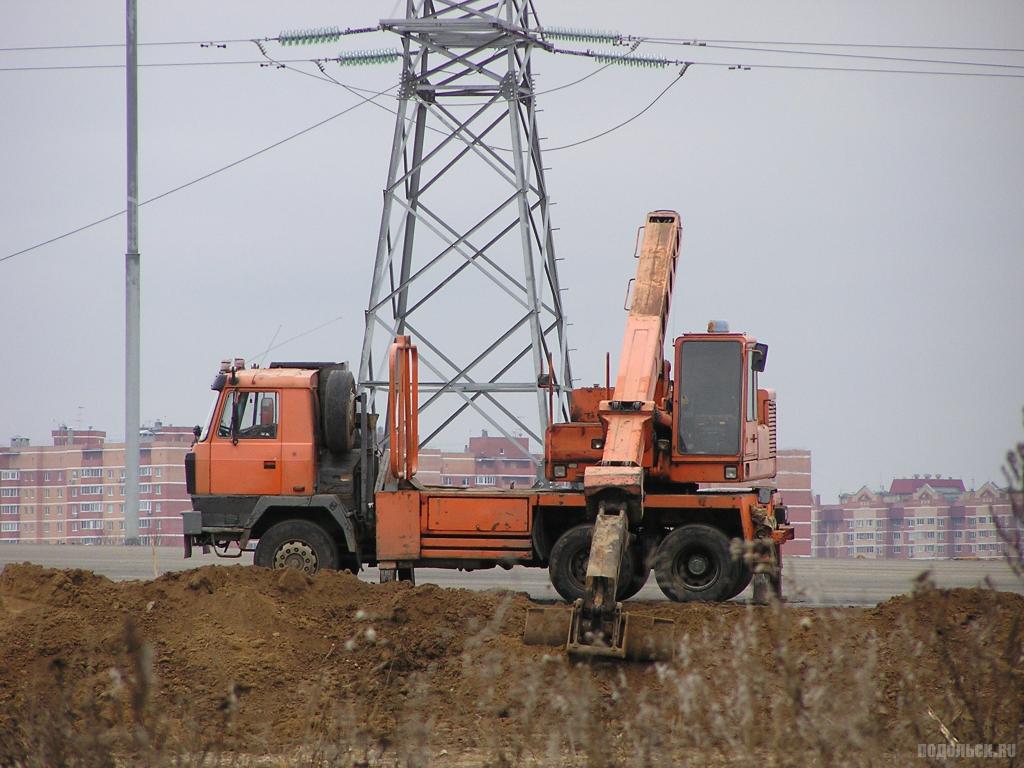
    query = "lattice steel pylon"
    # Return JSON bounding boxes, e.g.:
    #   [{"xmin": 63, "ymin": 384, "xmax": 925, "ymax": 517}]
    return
[{"xmin": 359, "ymin": 0, "xmax": 571, "ymax": 464}]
